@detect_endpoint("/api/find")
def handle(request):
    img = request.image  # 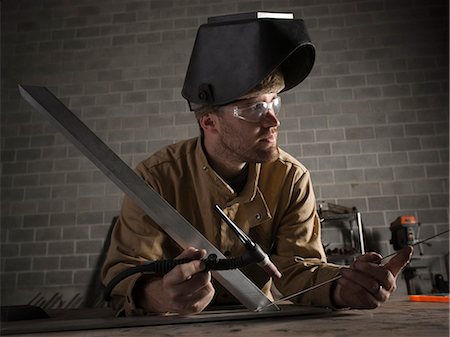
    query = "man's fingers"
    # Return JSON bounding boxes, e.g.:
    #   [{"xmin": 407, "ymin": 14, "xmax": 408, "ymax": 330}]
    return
[
  {"xmin": 355, "ymin": 251, "xmax": 383, "ymax": 263},
  {"xmin": 165, "ymin": 259, "xmax": 206, "ymax": 285},
  {"xmin": 176, "ymin": 247, "xmax": 207, "ymax": 260},
  {"xmin": 384, "ymin": 246, "xmax": 413, "ymax": 277}
]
